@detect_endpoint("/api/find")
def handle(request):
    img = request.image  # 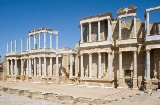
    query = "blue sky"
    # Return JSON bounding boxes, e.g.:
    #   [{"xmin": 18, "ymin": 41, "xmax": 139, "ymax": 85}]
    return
[{"xmin": 0, "ymin": 0, "xmax": 160, "ymax": 61}]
